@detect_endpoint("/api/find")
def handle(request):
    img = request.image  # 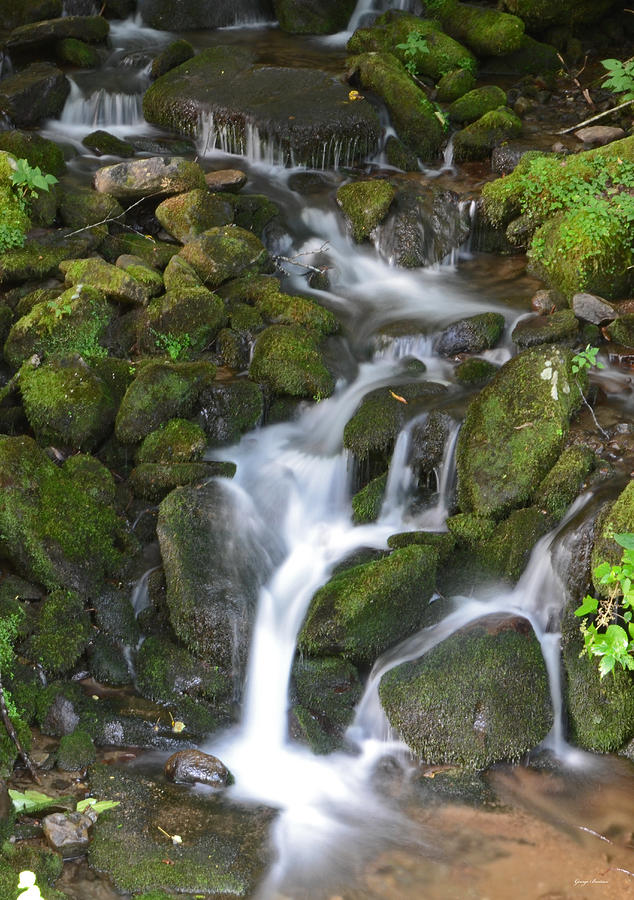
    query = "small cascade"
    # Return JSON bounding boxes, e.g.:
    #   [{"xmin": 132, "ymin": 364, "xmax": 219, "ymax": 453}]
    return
[
  {"xmin": 0, "ymin": 51, "xmax": 13, "ymax": 80},
  {"xmin": 348, "ymin": 0, "xmax": 421, "ymax": 32},
  {"xmin": 379, "ymin": 415, "xmax": 422, "ymax": 523},
  {"xmin": 372, "ymin": 333, "xmax": 435, "ymax": 366},
  {"xmin": 62, "ymin": 0, "xmax": 99, "ymax": 15},
  {"xmin": 60, "ymin": 84, "xmax": 145, "ymax": 129},
  {"xmin": 131, "ymin": 566, "xmax": 159, "ymax": 619}
]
